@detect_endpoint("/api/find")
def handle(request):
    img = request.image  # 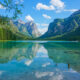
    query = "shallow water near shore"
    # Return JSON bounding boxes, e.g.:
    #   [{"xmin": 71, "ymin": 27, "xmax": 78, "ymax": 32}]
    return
[{"xmin": 0, "ymin": 41, "xmax": 80, "ymax": 80}]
